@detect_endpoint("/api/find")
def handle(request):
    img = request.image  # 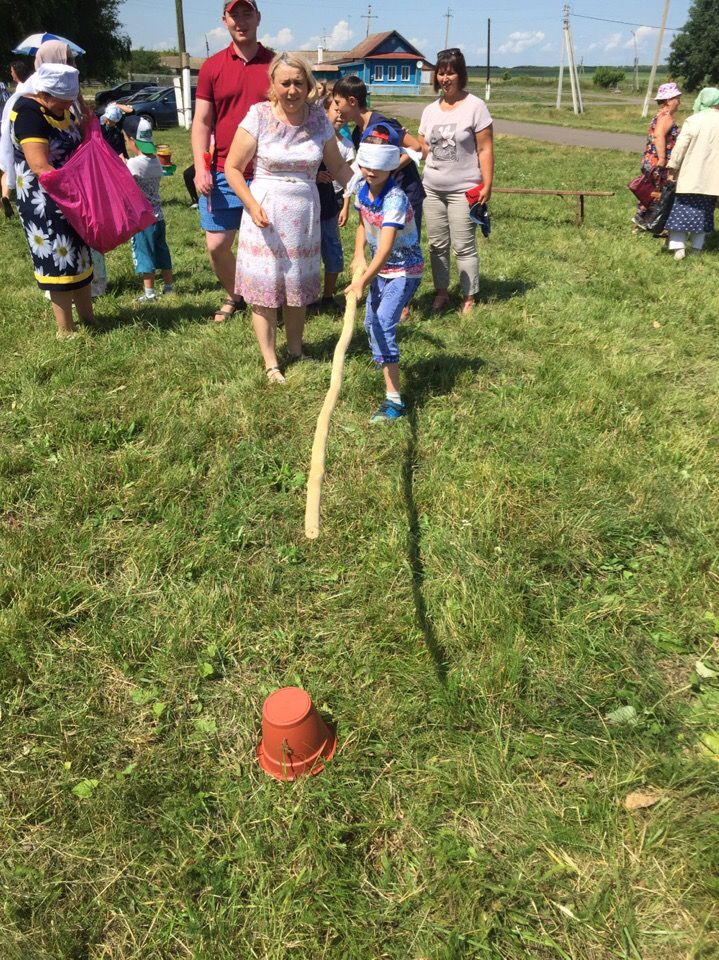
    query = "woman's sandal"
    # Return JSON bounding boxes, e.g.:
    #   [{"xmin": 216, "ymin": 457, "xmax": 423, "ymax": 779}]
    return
[
  {"xmin": 431, "ymin": 295, "xmax": 450, "ymax": 312},
  {"xmin": 212, "ymin": 297, "xmax": 245, "ymax": 324},
  {"xmin": 266, "ymin": 366, "xmax": 287, "ymax": 384}
]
